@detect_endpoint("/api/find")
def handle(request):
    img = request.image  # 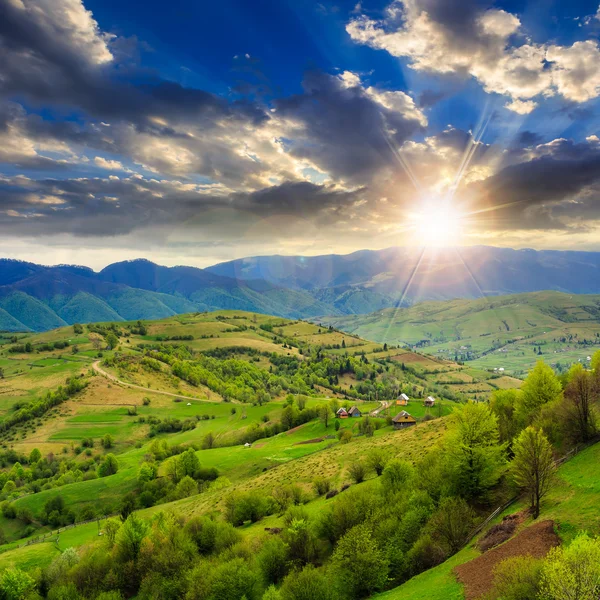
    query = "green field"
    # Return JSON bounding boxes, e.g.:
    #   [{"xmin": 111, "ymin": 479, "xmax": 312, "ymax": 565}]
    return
[{"xmin": 321, "ymin": 291, "xmax": 600, "ymax": 376}]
